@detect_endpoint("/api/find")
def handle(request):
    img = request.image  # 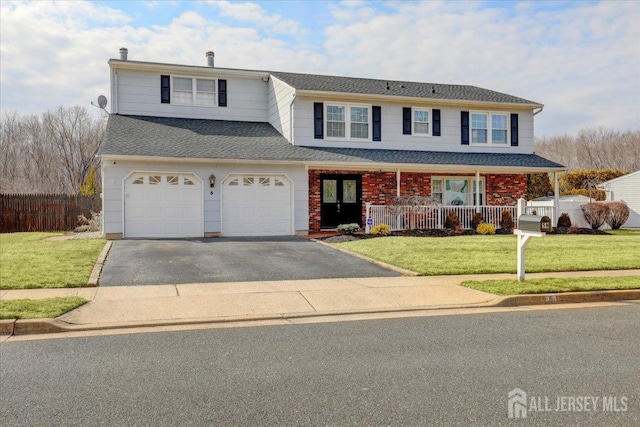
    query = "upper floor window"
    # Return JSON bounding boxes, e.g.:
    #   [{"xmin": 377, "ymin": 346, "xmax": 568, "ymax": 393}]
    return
[
  {"xmin": 471, "ymin": 112, "xmax": 508, "ymax": 145},
  {"xmin": 325, "ymin": 103, "xmax": 370, "ymax": 140},
  {"xmin": 413, "ymin": 108, "xmax": 431, "ymax": 136},
  {"xmin": 172, "ymin": 77, "xmax": 217, "ymax": 106}
]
